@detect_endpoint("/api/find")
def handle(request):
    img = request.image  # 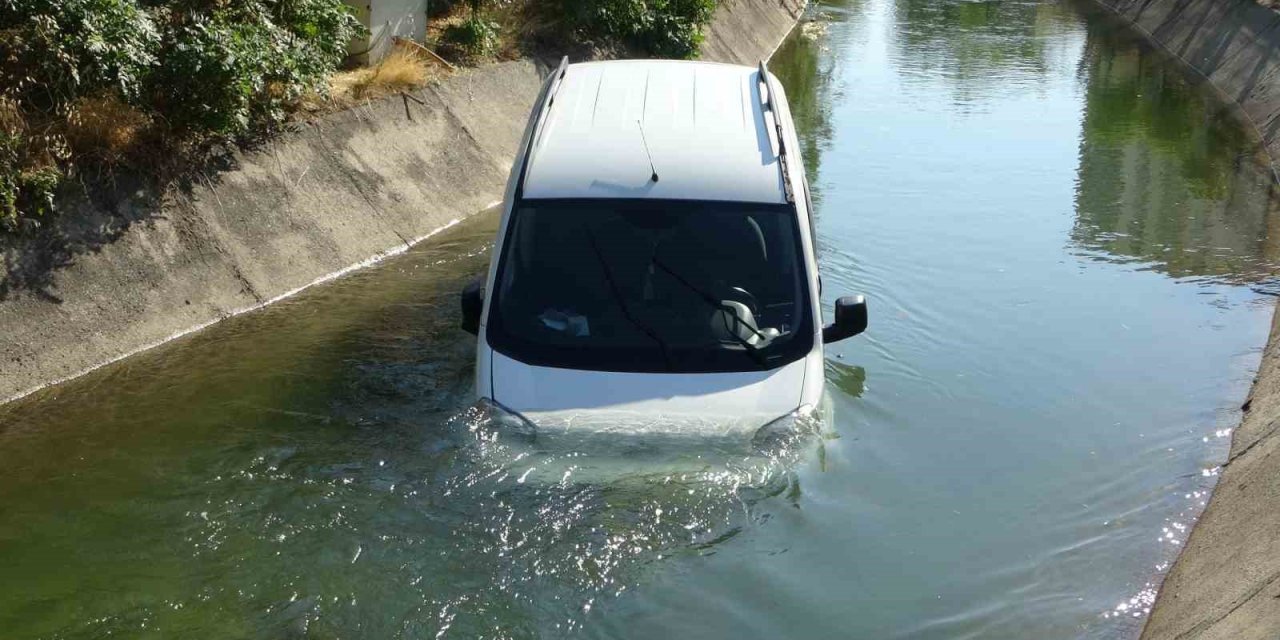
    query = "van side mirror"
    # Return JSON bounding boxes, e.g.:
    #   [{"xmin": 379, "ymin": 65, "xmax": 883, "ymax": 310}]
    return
[
  {"xmin": 461, "ymin": 277, "xmax": 485, "ymax": 335},
  {"xmin": 823, "ymin": 295, "xmax": 867, "ymax": 343}
]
